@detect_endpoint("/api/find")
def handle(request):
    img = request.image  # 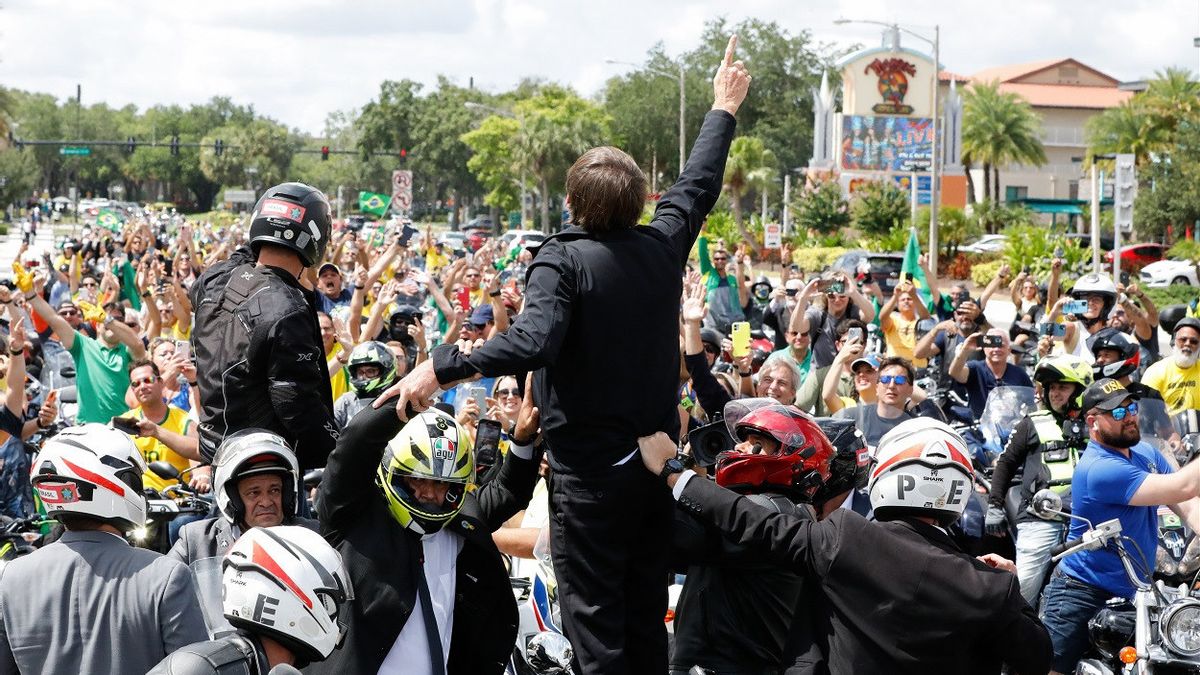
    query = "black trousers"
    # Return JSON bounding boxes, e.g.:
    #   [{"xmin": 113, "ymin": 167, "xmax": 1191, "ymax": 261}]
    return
[{"xmin": 549, "ymin": 458, "xmax": 674, "ymax": 675}]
